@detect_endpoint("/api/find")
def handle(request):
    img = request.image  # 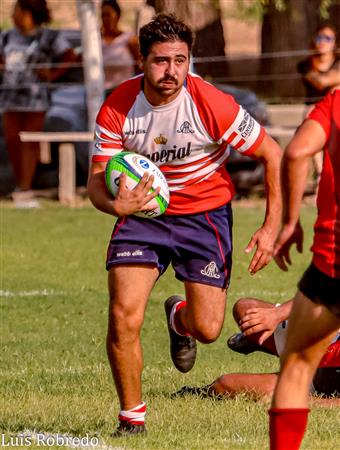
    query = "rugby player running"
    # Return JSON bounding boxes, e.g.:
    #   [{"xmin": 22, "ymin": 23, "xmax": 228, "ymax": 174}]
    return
[
  {"xmin": 269, "ymin": 90, "xmax": 340, "ymax": 449},
  {"xmin": 87, "ymin": 14, "xmax": 282, "ymax": 436}
]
